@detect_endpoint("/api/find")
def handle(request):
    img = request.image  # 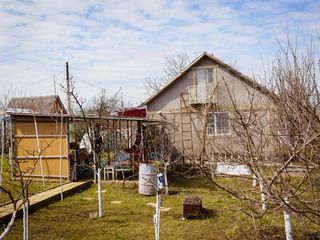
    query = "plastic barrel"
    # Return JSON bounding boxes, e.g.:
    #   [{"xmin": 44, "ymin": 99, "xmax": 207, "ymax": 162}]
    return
[{"xmin": 138, "ymin": 163, "xmax": 158, "ymax": 196}]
